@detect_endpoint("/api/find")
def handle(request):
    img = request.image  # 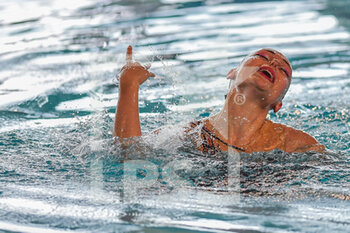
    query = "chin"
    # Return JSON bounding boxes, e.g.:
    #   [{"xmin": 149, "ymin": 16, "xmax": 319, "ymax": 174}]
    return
[{"xmin": 241, "ymin": 75, "xmax": 271, "ymax": 93}]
